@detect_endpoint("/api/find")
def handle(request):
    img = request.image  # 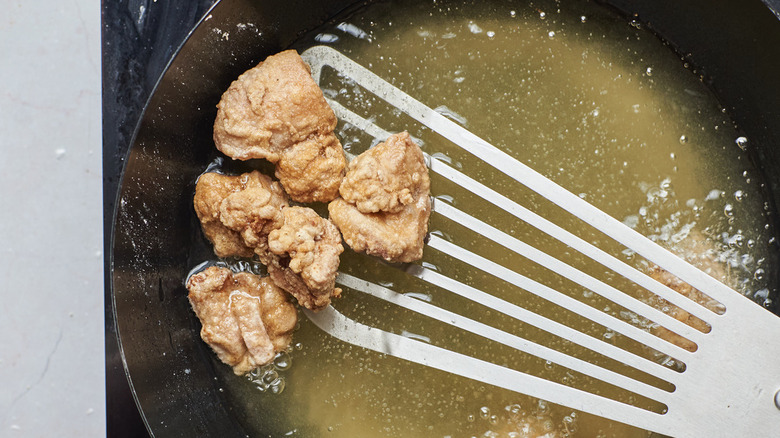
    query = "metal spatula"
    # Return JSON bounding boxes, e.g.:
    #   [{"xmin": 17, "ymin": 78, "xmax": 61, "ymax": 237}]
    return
[{"xmin": 300, "ymin": 45, "xmax": 780, "ymax": 437}]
